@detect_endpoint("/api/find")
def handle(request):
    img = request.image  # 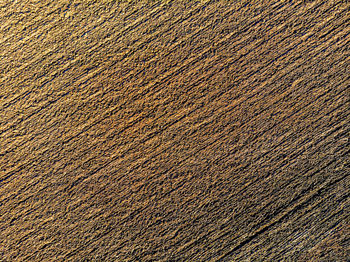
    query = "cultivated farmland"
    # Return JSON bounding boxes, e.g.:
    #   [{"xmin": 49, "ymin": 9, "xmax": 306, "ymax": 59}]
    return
[{"xmin": 0, "ymin": 0, "xmax": 349, "ymax": 261}]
